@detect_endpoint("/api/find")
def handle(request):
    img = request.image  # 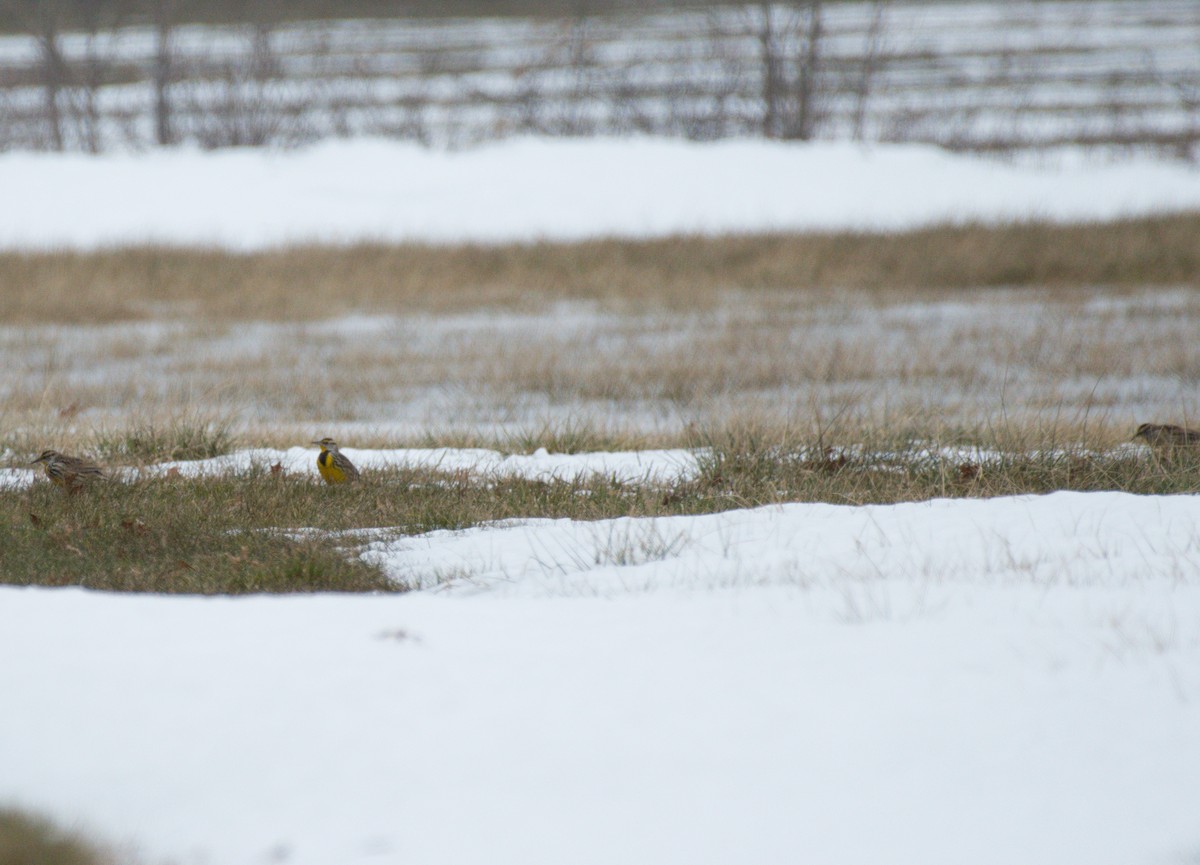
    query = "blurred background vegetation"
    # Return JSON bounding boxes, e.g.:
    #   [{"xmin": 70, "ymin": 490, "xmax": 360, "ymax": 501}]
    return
[{"xmin": 0, "ymin": 0, "xmax": 1195, "ymax": 156}]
